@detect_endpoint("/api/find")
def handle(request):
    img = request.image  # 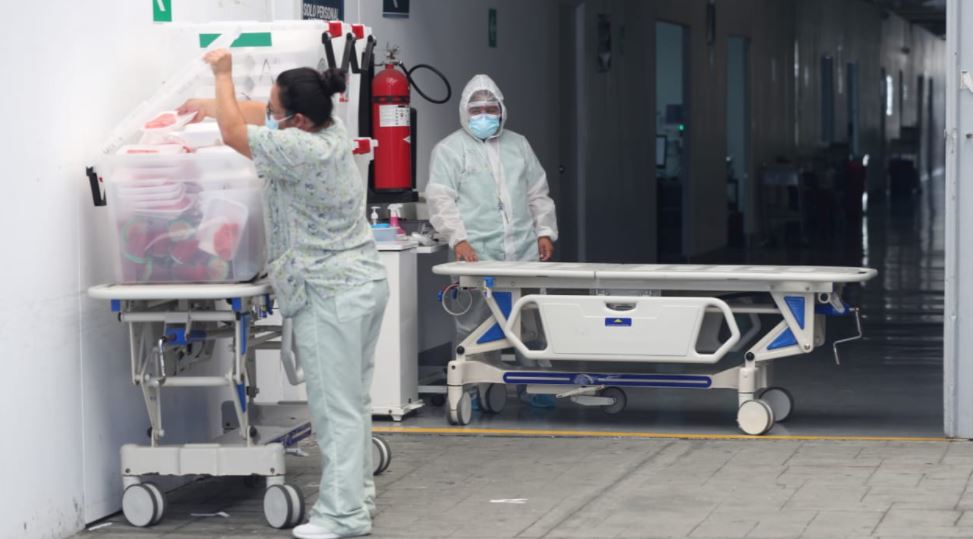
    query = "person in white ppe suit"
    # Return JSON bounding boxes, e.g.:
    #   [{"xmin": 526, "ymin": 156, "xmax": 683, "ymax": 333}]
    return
[{"xmin": 426, "ymin": 74, "xmax": 559, "ymax": 409}]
